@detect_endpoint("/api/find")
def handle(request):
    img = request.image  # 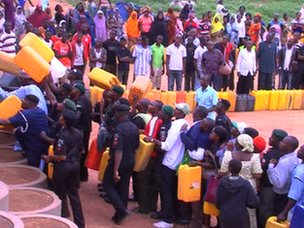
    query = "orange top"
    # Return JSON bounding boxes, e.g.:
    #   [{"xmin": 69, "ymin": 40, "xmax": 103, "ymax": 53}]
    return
[
  {"xmin": 248, "ymin": 23, "xmax": 261, "ymax": 43},
  {"xmin": 53, "ymin": 41, "xmax": 72, "ymax": 67}
]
